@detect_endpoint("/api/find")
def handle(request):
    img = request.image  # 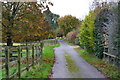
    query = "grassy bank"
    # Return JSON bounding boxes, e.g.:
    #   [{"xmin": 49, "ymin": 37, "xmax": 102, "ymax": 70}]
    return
[
  {"xmin": 21, "ymin": 43, "xmax": 60, "ymax": 78},
  {"xmin": 66, "ymin": 41, "xmax": 120, "ymax": 79},
  {"xmin": 74, "ymin": 47, "xmax": 120, "ymax": 79}
]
